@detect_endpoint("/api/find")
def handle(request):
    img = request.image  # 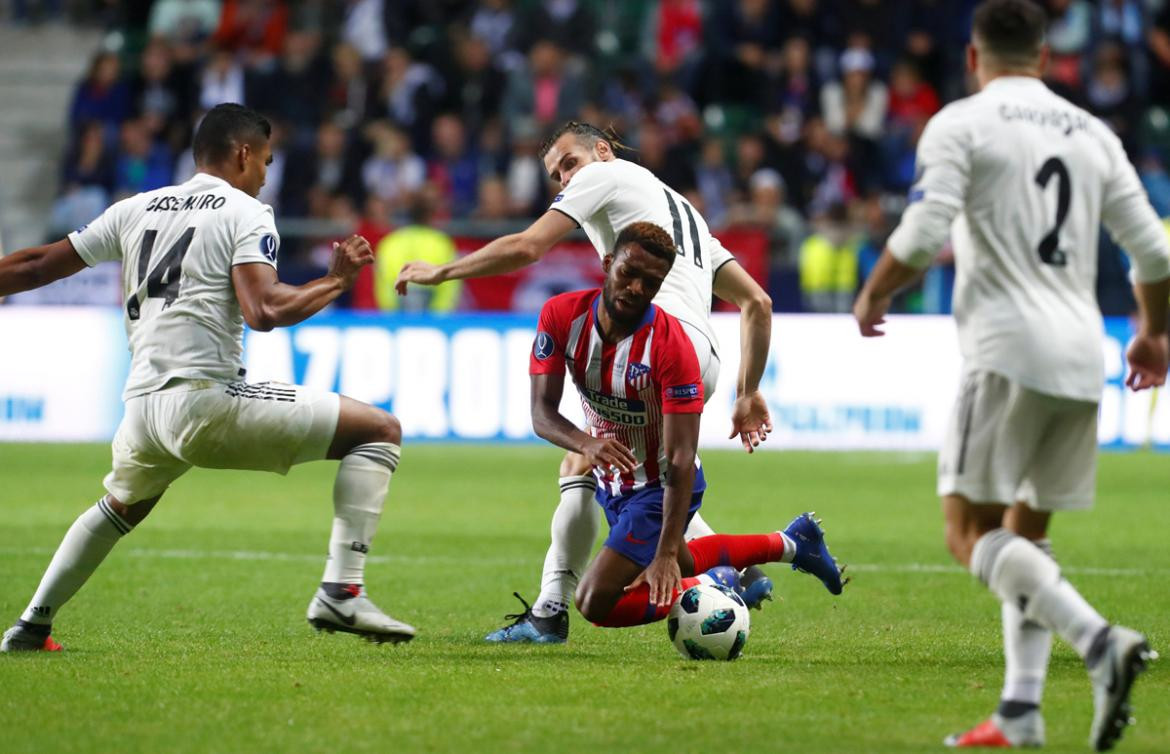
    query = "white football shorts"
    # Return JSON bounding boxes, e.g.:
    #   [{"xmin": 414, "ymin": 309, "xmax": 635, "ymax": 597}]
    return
[
  {"xmin": 679, "ymin": 319, "xmax": 720, "ymax": 405},
  {"xmin": 937, "ymin": 369, "xmax": 1098, "ymax": 511},
  {"xmin": 104, "ymin": 379, "xmax": 340, "ymax": 504}
]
